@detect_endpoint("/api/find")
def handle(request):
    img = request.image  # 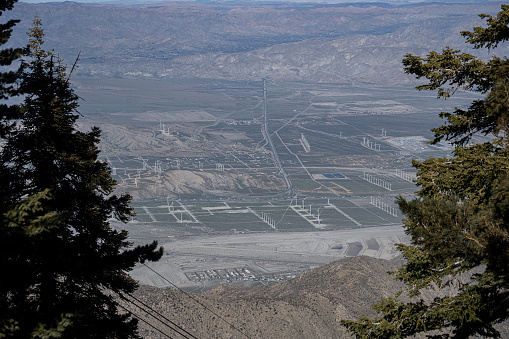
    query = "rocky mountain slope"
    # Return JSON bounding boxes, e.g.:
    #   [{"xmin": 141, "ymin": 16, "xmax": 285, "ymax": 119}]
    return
[
  {"xmin": 129, "ymin": 255, "xmax": 509, "ymax": 338},
  {"xmin": 126, "ymin": 256, "xmax": 406, "ymax": 338},
  {"xmin": 7, "ymin": 1, "xmax": 506, "ymax": 84}
]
